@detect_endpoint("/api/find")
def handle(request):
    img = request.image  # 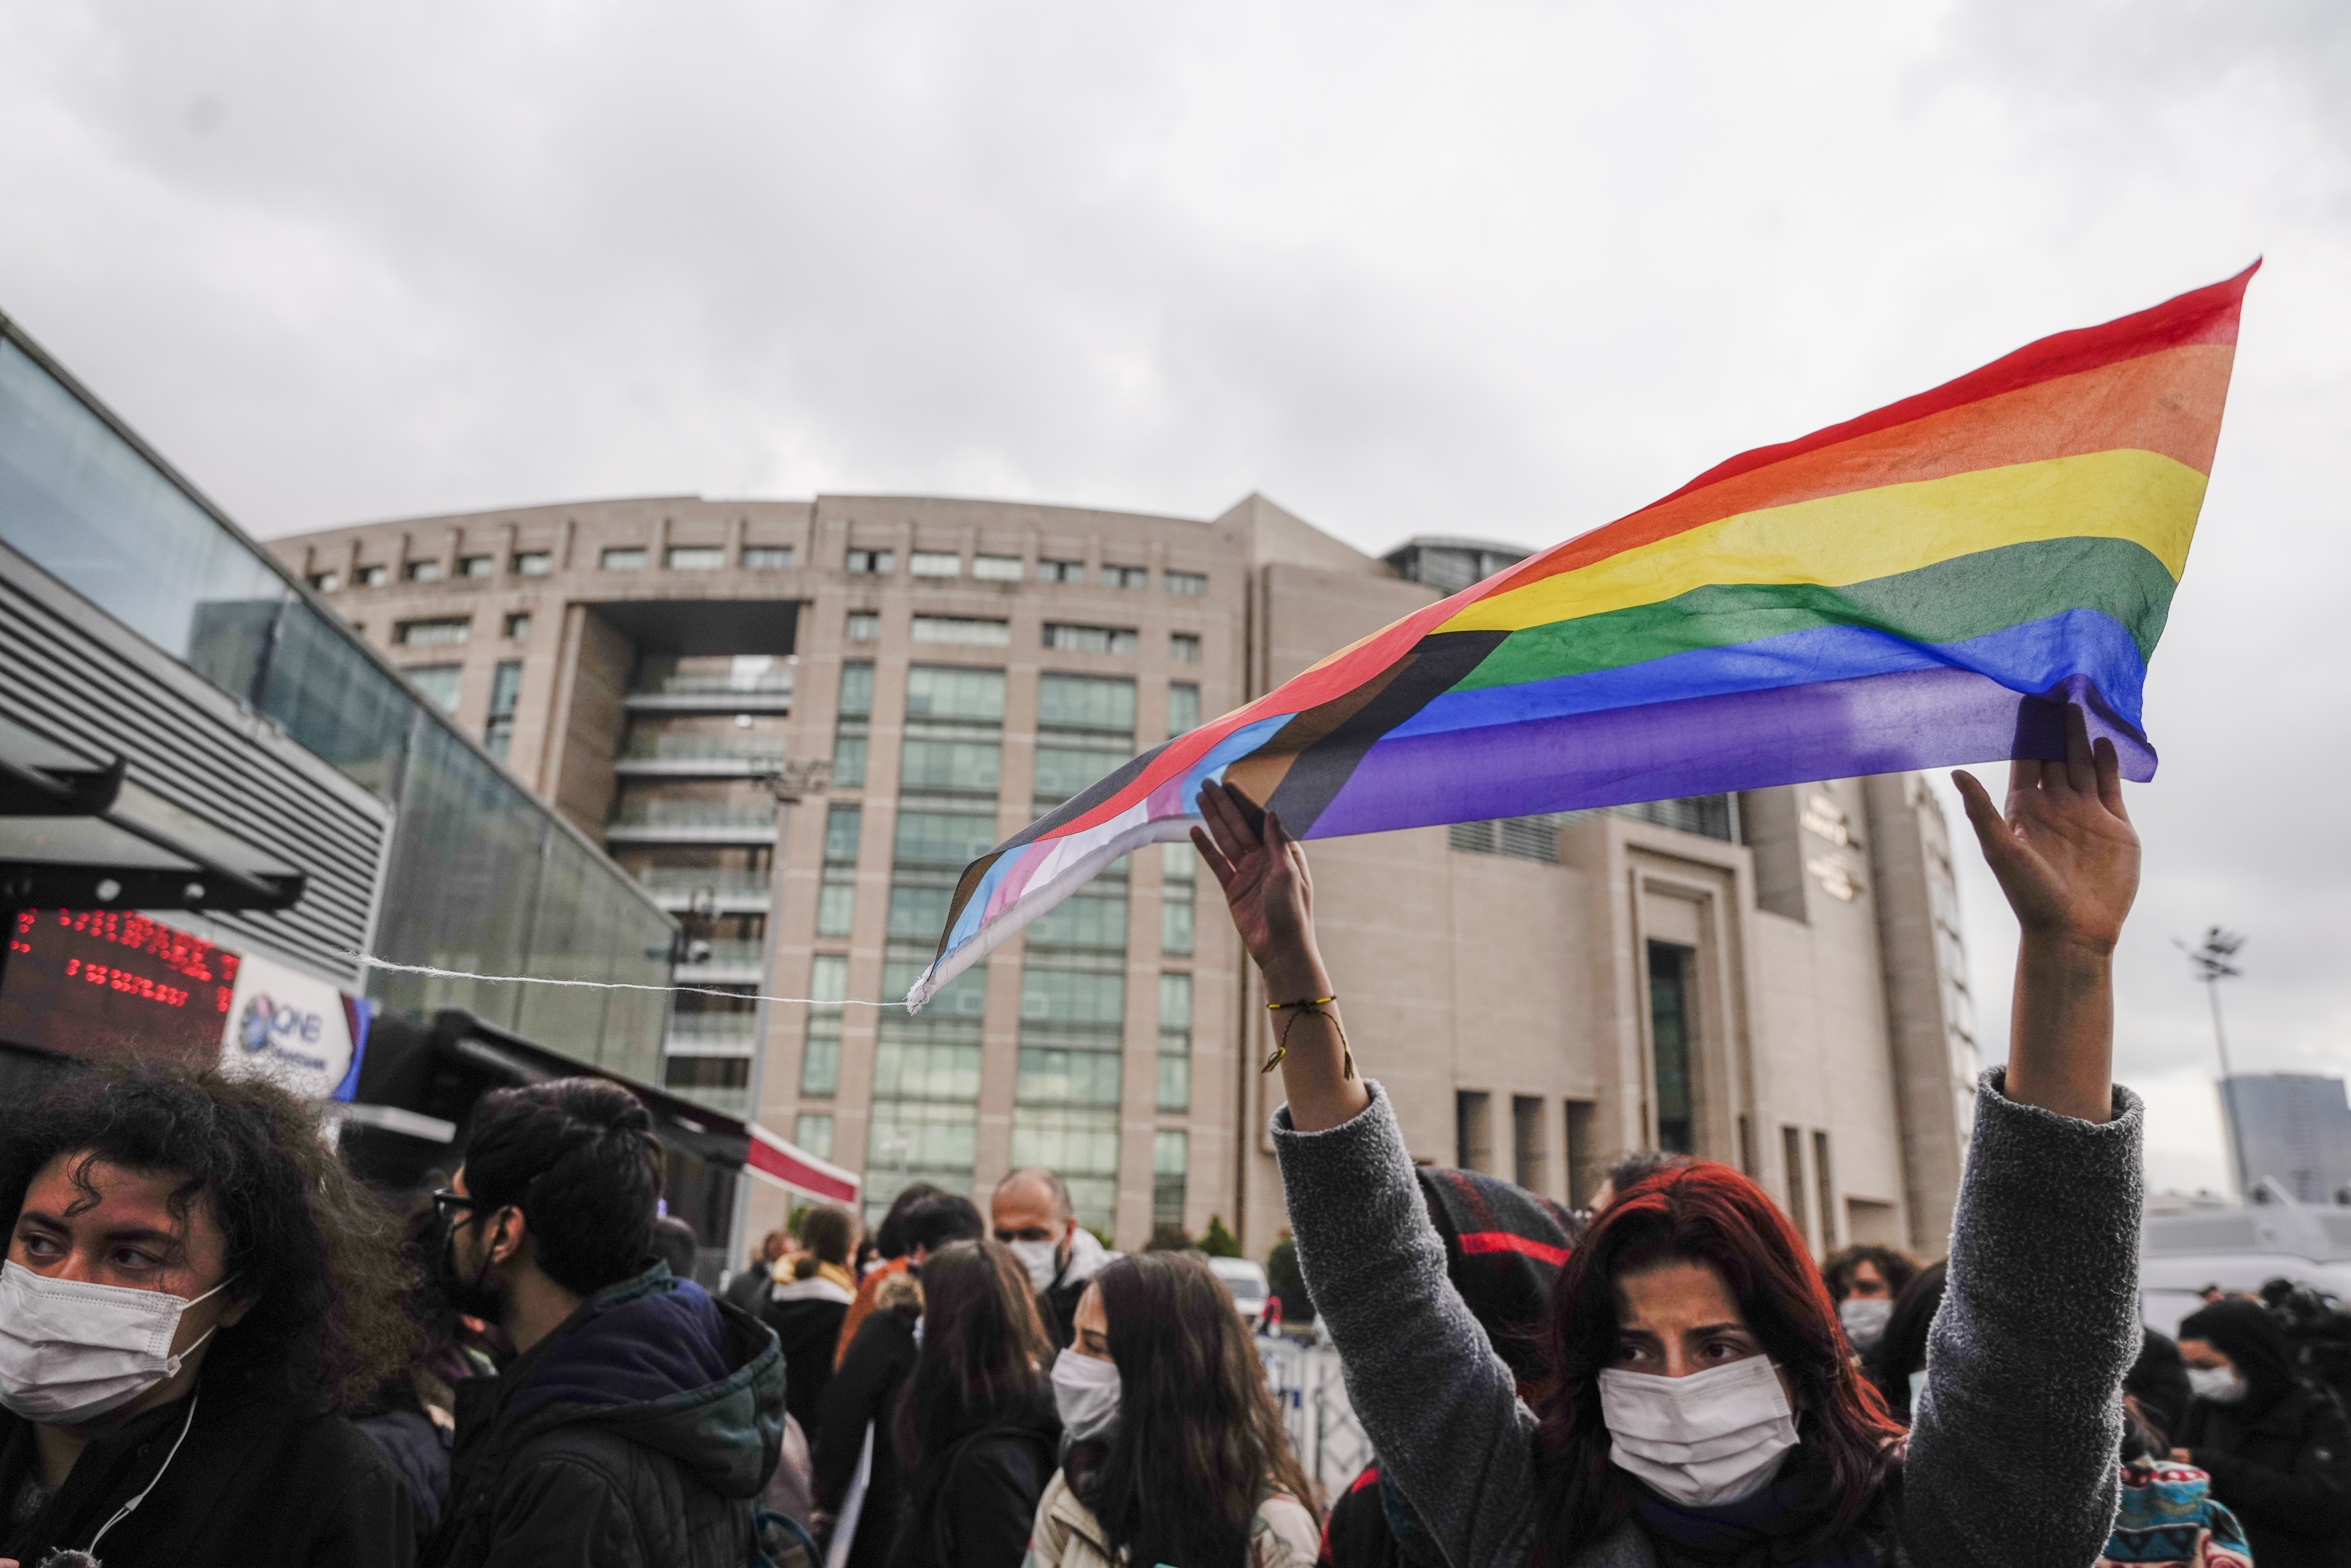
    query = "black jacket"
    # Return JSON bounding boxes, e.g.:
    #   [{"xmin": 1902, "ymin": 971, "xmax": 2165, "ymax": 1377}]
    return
[
  {"xmin": 424, "ymin": 1263, "xmax": 785, "ymax": 1568},
  {"xmin": 2182, "ymin": 1380, "xmax": 2351, "ymax": 1568},
  {"xmin": 764, "ymin": 1276, "xmax": 853, "ymax": 1436},
  {"xmin": 812, "ymin": 1306, "xmax": 919, "ymax": 1568},
  {"xmin": 0, "ymin": 1379, "xmax": 414, "ymax": 1568},
  {"xmin": 883, "ymin": 1387, "xmax": 1059, "ymax": 1568}
]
